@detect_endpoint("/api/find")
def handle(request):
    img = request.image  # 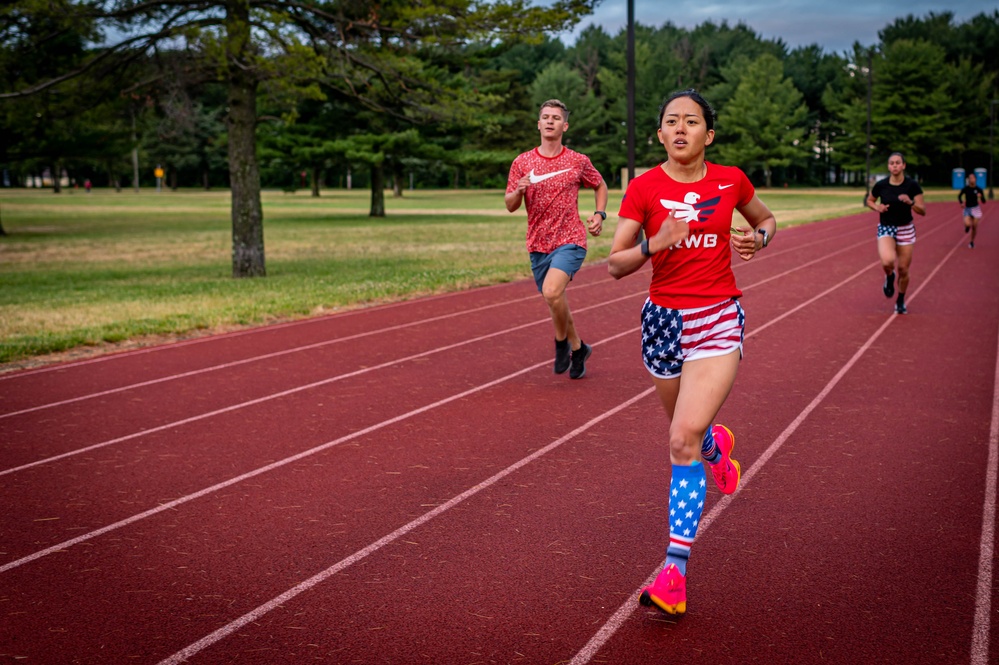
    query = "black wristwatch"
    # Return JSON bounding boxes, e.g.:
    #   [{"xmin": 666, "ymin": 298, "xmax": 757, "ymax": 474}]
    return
[
  {"xmin": 756, "ymin": 228, "xmax": 769, "ymax": 248},
  {"xmin": 594, "ymin": 210, "xmax": 607, "ymax": 220},
  {"xmin": 640, "ymin": 238, "xmax": 652, "ymax": 256}
]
